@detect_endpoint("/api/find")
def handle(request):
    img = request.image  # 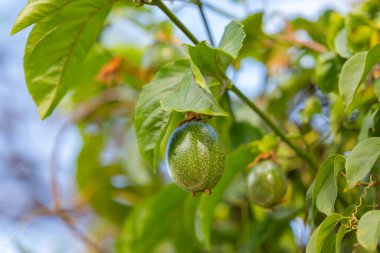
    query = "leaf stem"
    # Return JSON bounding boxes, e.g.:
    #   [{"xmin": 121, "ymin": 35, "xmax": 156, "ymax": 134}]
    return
[
  {"xmin": 230, "ymin": 84, "xmax": 318, "ymax": 170},
  {"xmin": 152, "ymin": 0, "xmax": 200, "ymax": 44},
  {"xmin": 195, "ymin": 0, "xmax": 215, "ymax": 46}
]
